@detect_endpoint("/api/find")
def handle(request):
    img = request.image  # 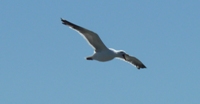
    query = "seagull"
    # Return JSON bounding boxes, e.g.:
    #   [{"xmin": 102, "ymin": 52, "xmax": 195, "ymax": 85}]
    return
[{"xmin": 61, "ymin": 18, "xmax": 146, "ymax": 69}]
